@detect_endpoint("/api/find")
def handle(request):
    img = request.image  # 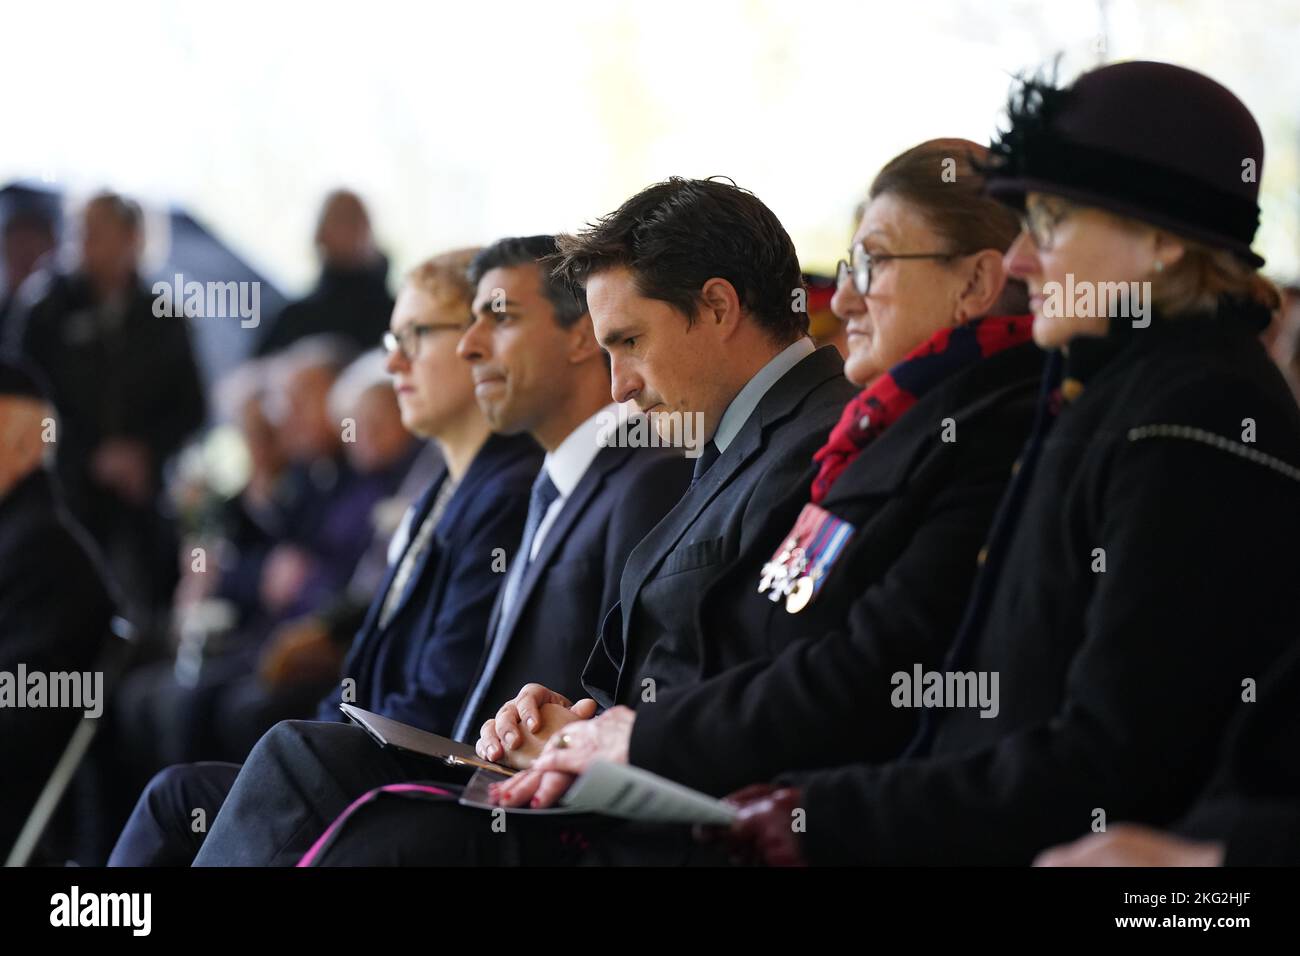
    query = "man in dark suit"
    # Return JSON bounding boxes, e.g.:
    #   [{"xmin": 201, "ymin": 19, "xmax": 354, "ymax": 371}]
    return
[
  {"xmin": 107, "ymin": 248, "xmax": 542, "ymax": 865},
  {"xmin": 0, "ymin": 356, "xmax": 116, "ymax": 858},
  {"xmin": 277, "ymin": 178, "xmax": 860, "ymax": 866}
]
